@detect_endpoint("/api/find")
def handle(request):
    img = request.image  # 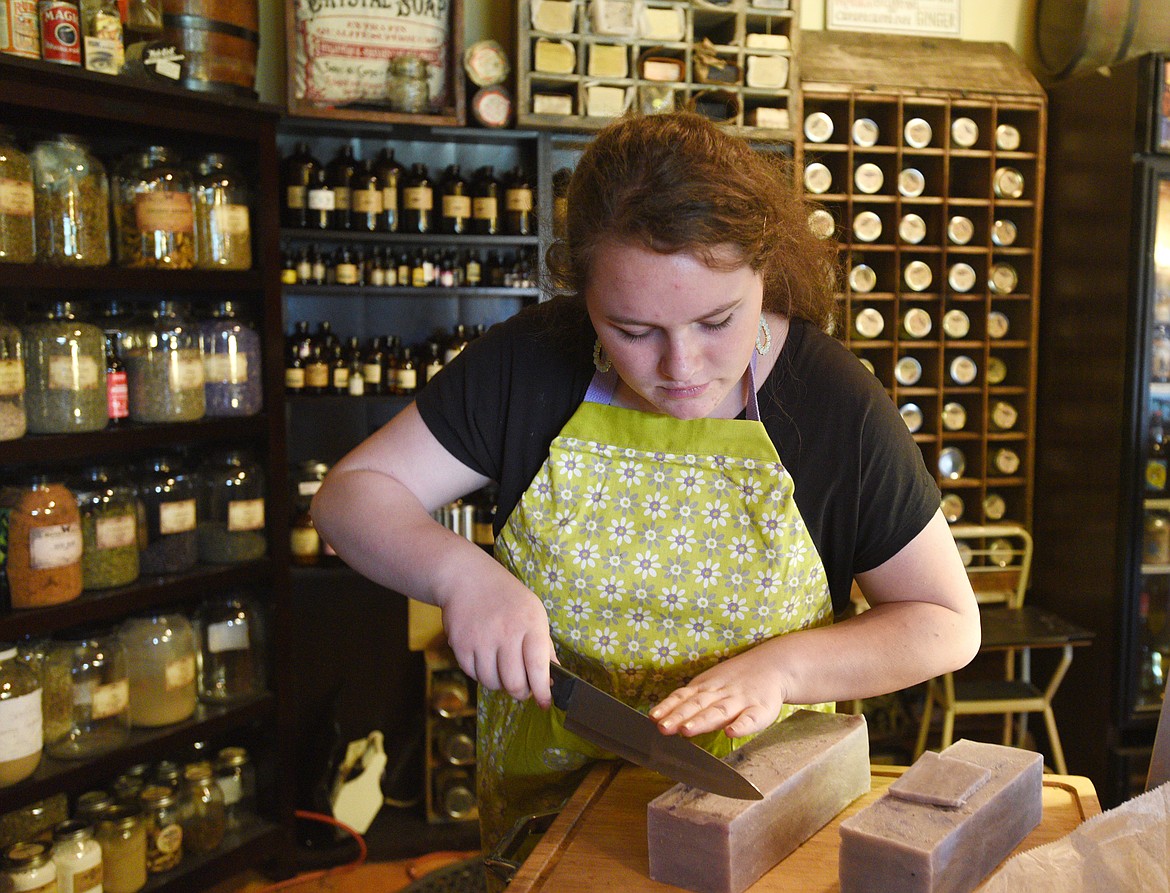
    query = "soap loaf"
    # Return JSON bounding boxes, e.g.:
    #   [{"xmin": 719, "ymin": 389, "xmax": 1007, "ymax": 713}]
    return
[
  {"xmin": 647, "ymin": 710, "xmax": 870, "ymax": 893},
  {"xmin": 838, "ymin": 739, "xmax": 1043, "ymax": 893}
]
